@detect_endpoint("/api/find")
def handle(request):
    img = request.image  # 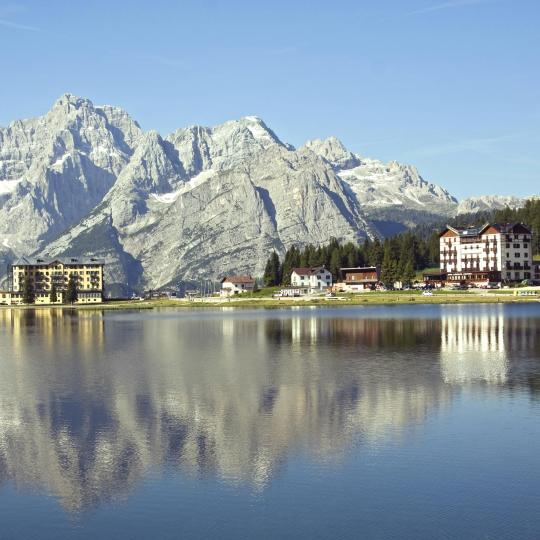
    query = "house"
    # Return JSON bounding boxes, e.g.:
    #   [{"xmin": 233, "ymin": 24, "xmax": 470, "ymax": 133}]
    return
[
  {"xmin": 423, "ymin": 271, "xmax": 447, "ymax": 288},
  {"xmin": 220, "ymin": 276, "xmax": 256, "ymax": 297},
  {"xmin": 439, "ymin": 223, "xmax": 534, "ymax": 284},
  {"xmin": 334, "ymin": 267, "xmax": 380, "ymax": 292},
  {"xmin": 6, "ymin": 257, "xmax": 104, "ymax": 304},
  {"xmin": 290, "ymin": 266, "xmax": 332, "ymax": 292}
]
